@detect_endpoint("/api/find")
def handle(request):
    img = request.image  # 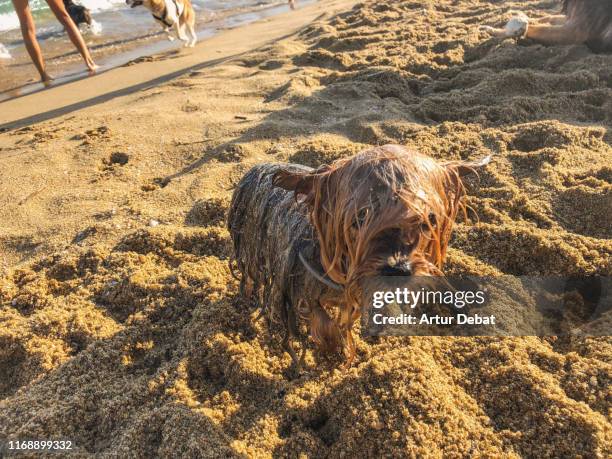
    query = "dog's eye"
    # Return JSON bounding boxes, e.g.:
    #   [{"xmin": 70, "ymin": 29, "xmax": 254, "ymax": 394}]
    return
[{"xmin": 421, "ymin": 213, "xmax": 437, "ymax": 231}]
